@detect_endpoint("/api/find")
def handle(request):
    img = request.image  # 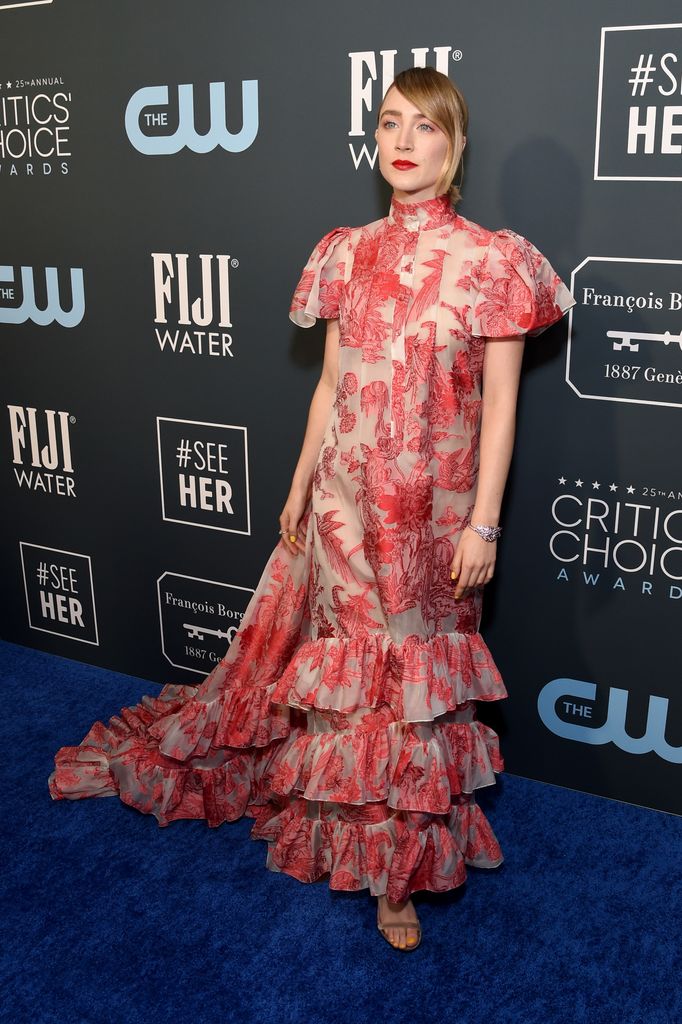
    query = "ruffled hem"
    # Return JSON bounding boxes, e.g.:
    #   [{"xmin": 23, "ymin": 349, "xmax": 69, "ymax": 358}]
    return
[
  {"xmin": 73, "ymin": 630, "xmax": 505, "ymax": 775},
  {"xmin": 268, "ymin": 707, "xmax": 503, "ymax": 812},
  {"xmin": 146, "ymin": 676, "xmax": 291, "ymax": 759},
  {"xmin": 271, "ymin": 630, "xmax": 507, "ymax": 721},
  {"xmin": 48, "ymin": 686, "xmax": 503, "ymax": 823},
  {"xmin": 47, "ymin": 681, "xmax": 295, "ymax": 828},
  {"xmin": 248, "ymin": 795, "xmax": 503, "ymax": 901}
]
